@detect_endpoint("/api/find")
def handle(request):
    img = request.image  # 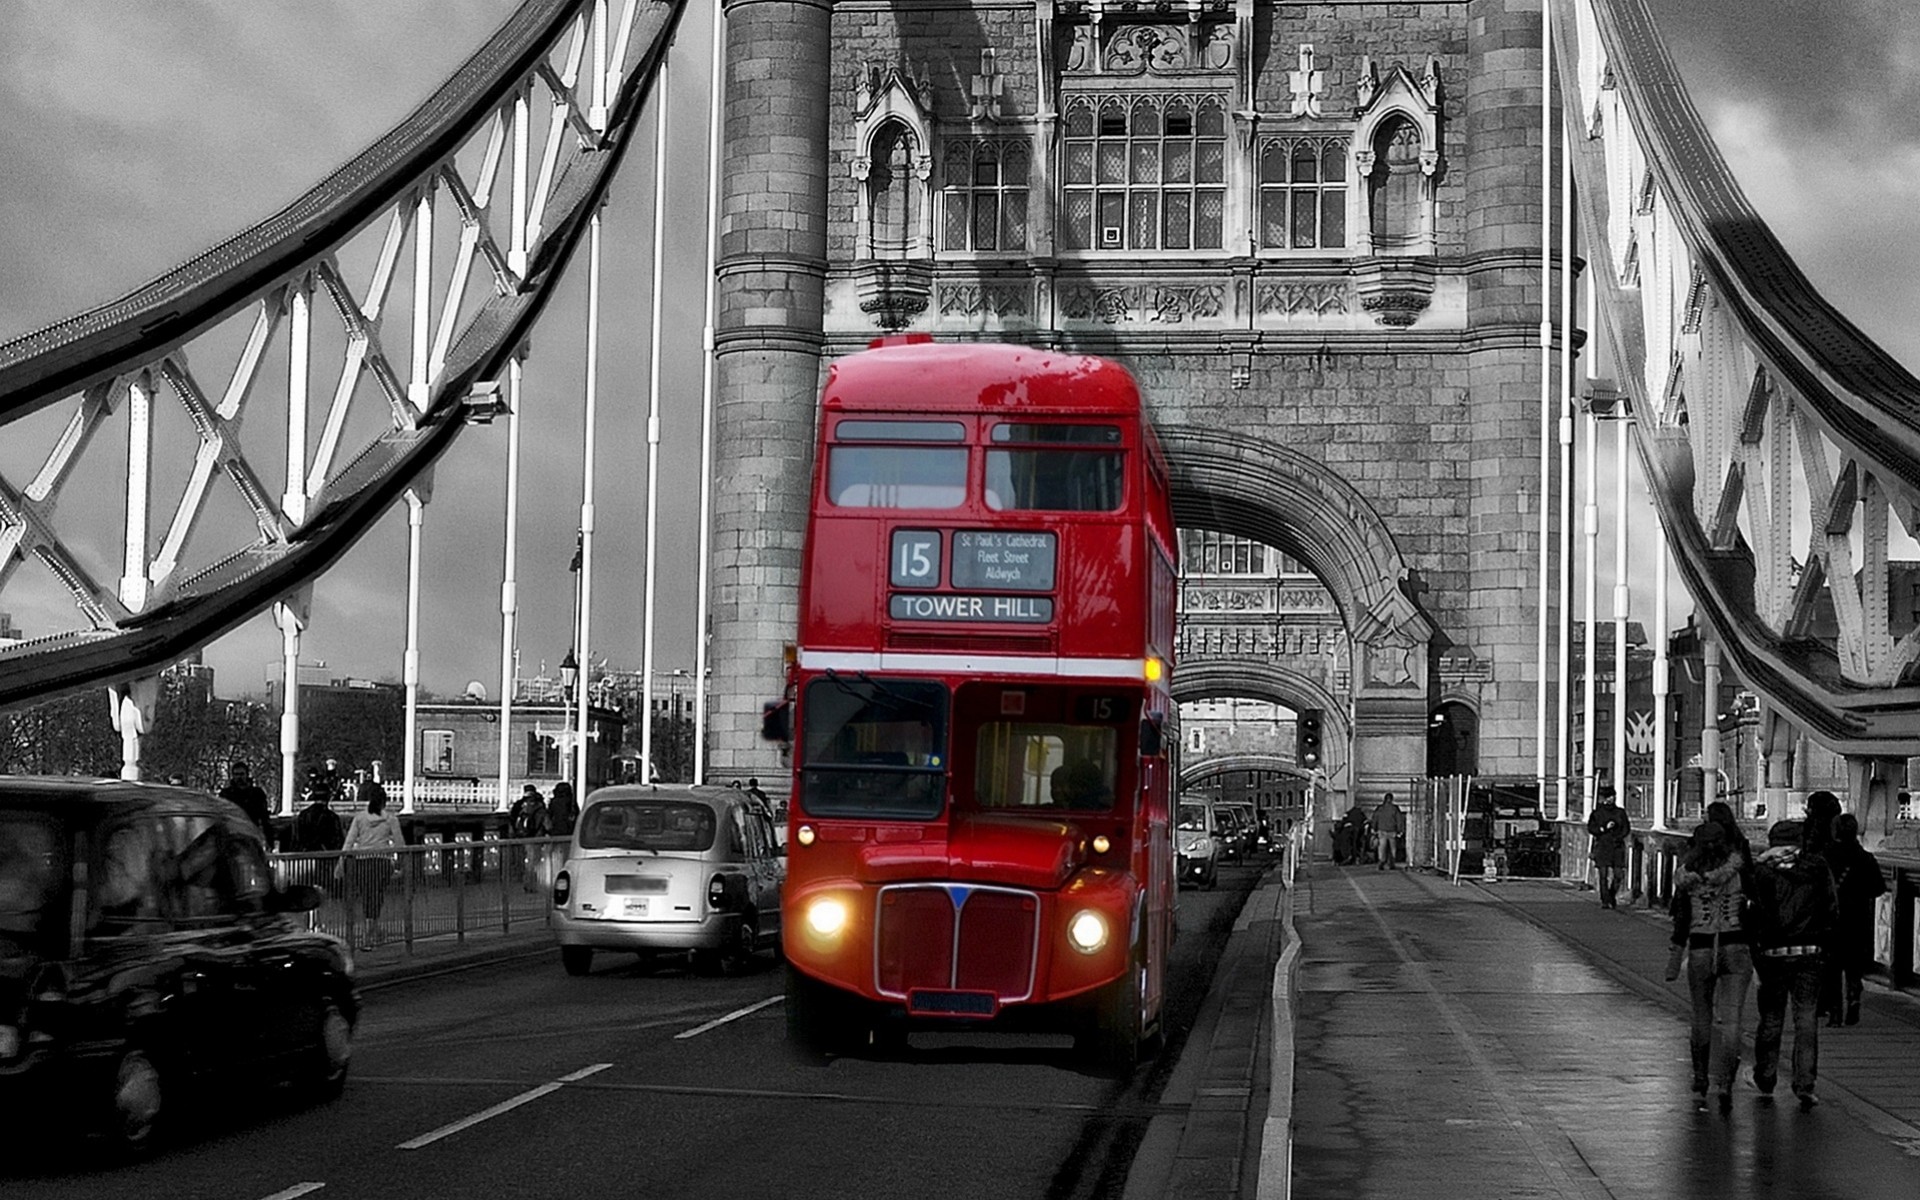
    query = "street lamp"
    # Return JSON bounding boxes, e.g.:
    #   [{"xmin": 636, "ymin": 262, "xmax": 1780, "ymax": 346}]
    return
[
  {"xmin": 559, "ymin": 650, "xmax": 579, "ymax": 783},
  {"xmin": 559, "ymin": 649, "xmax": 579, "ymax": 694}
]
